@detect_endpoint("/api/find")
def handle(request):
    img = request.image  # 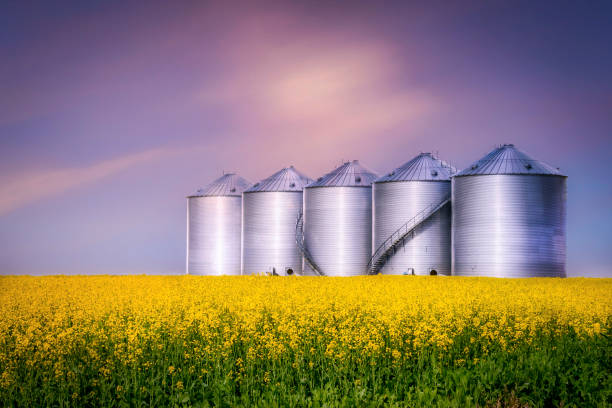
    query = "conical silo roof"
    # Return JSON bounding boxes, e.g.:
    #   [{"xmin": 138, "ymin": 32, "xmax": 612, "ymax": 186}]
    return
[
  {"xmin": 376, "ymin": 153, "xmax": 456, "ymax": 183},
  {"xmin": 187, "ymin": 173, "xmax": 251, "ymax": 197},
  {"xmin": 455, "ymin": 144, "xmax": 565, "ymax": 177},
  {"xmin": 307, "ymin": 160, "xmax": 378, "ymax": 188},
  {"xmin": 245, "ymin": 166, "xmax": 312, "ymax": 193}
]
